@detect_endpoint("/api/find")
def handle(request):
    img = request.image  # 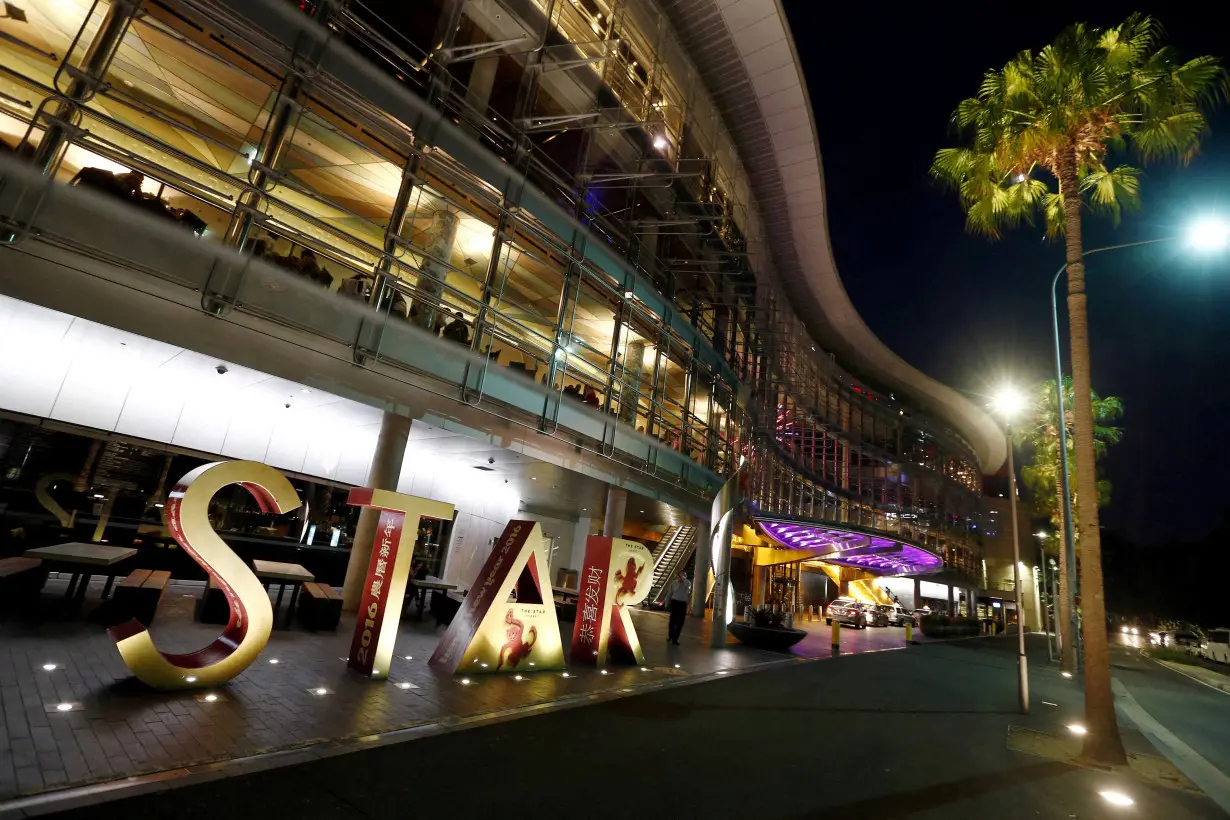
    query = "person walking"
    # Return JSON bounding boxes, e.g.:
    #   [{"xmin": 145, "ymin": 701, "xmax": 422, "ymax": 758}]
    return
[{"xmin": 665, "ymin": 570, "xmax": 691, "ymax": 646}]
